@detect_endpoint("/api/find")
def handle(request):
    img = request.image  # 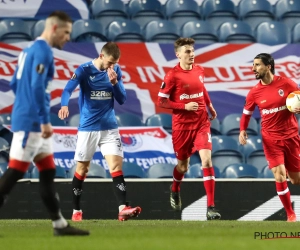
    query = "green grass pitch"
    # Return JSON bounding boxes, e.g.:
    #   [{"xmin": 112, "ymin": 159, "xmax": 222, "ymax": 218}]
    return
[{"xmin": 0, "ymin": 220, "xmax": 299, "ymax": 250}]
